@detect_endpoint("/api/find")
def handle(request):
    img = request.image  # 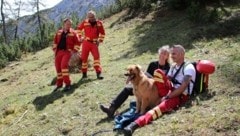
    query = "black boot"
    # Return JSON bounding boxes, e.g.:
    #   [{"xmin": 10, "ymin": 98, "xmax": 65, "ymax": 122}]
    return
[
  {"xmin": 99, "ymin": 104, "xmax": 115, "ymax": 118},
  {"xmin": 123, "ymin": 122, "xmax": 139, "ymax": 136},
  {"xmin": 81, "ymin": 72, "xmax": 87, "ymax": 80},
  {"xmin": 97, "ymin": 72, "xmax": 104, "ymax": 80},
  {"xmin": 63, "ymin": 85, "xmax": 71, "ymax": 92},
  {"xmin": 52, "ymin": 86, "xmax": 62, "ymax": 92}
]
